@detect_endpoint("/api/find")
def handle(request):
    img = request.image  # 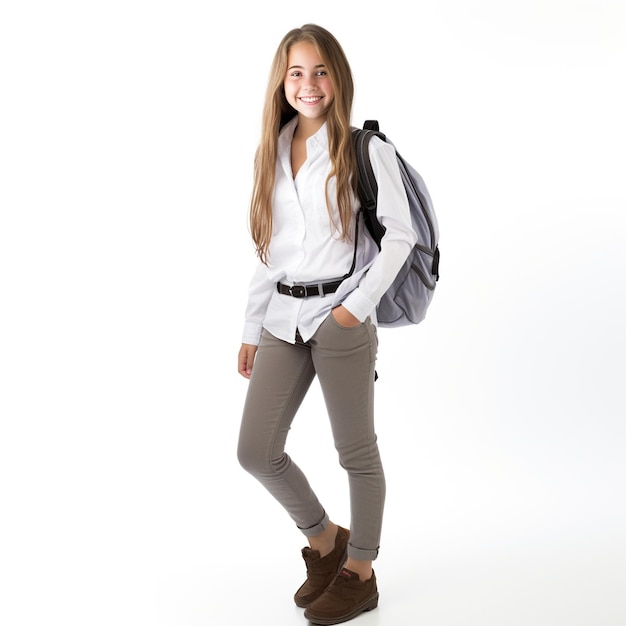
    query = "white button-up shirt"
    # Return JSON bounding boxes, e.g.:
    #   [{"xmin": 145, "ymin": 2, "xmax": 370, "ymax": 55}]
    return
[{"xmin": 242, "ymin": 117, "xmax": 417, "ymax": 345}]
